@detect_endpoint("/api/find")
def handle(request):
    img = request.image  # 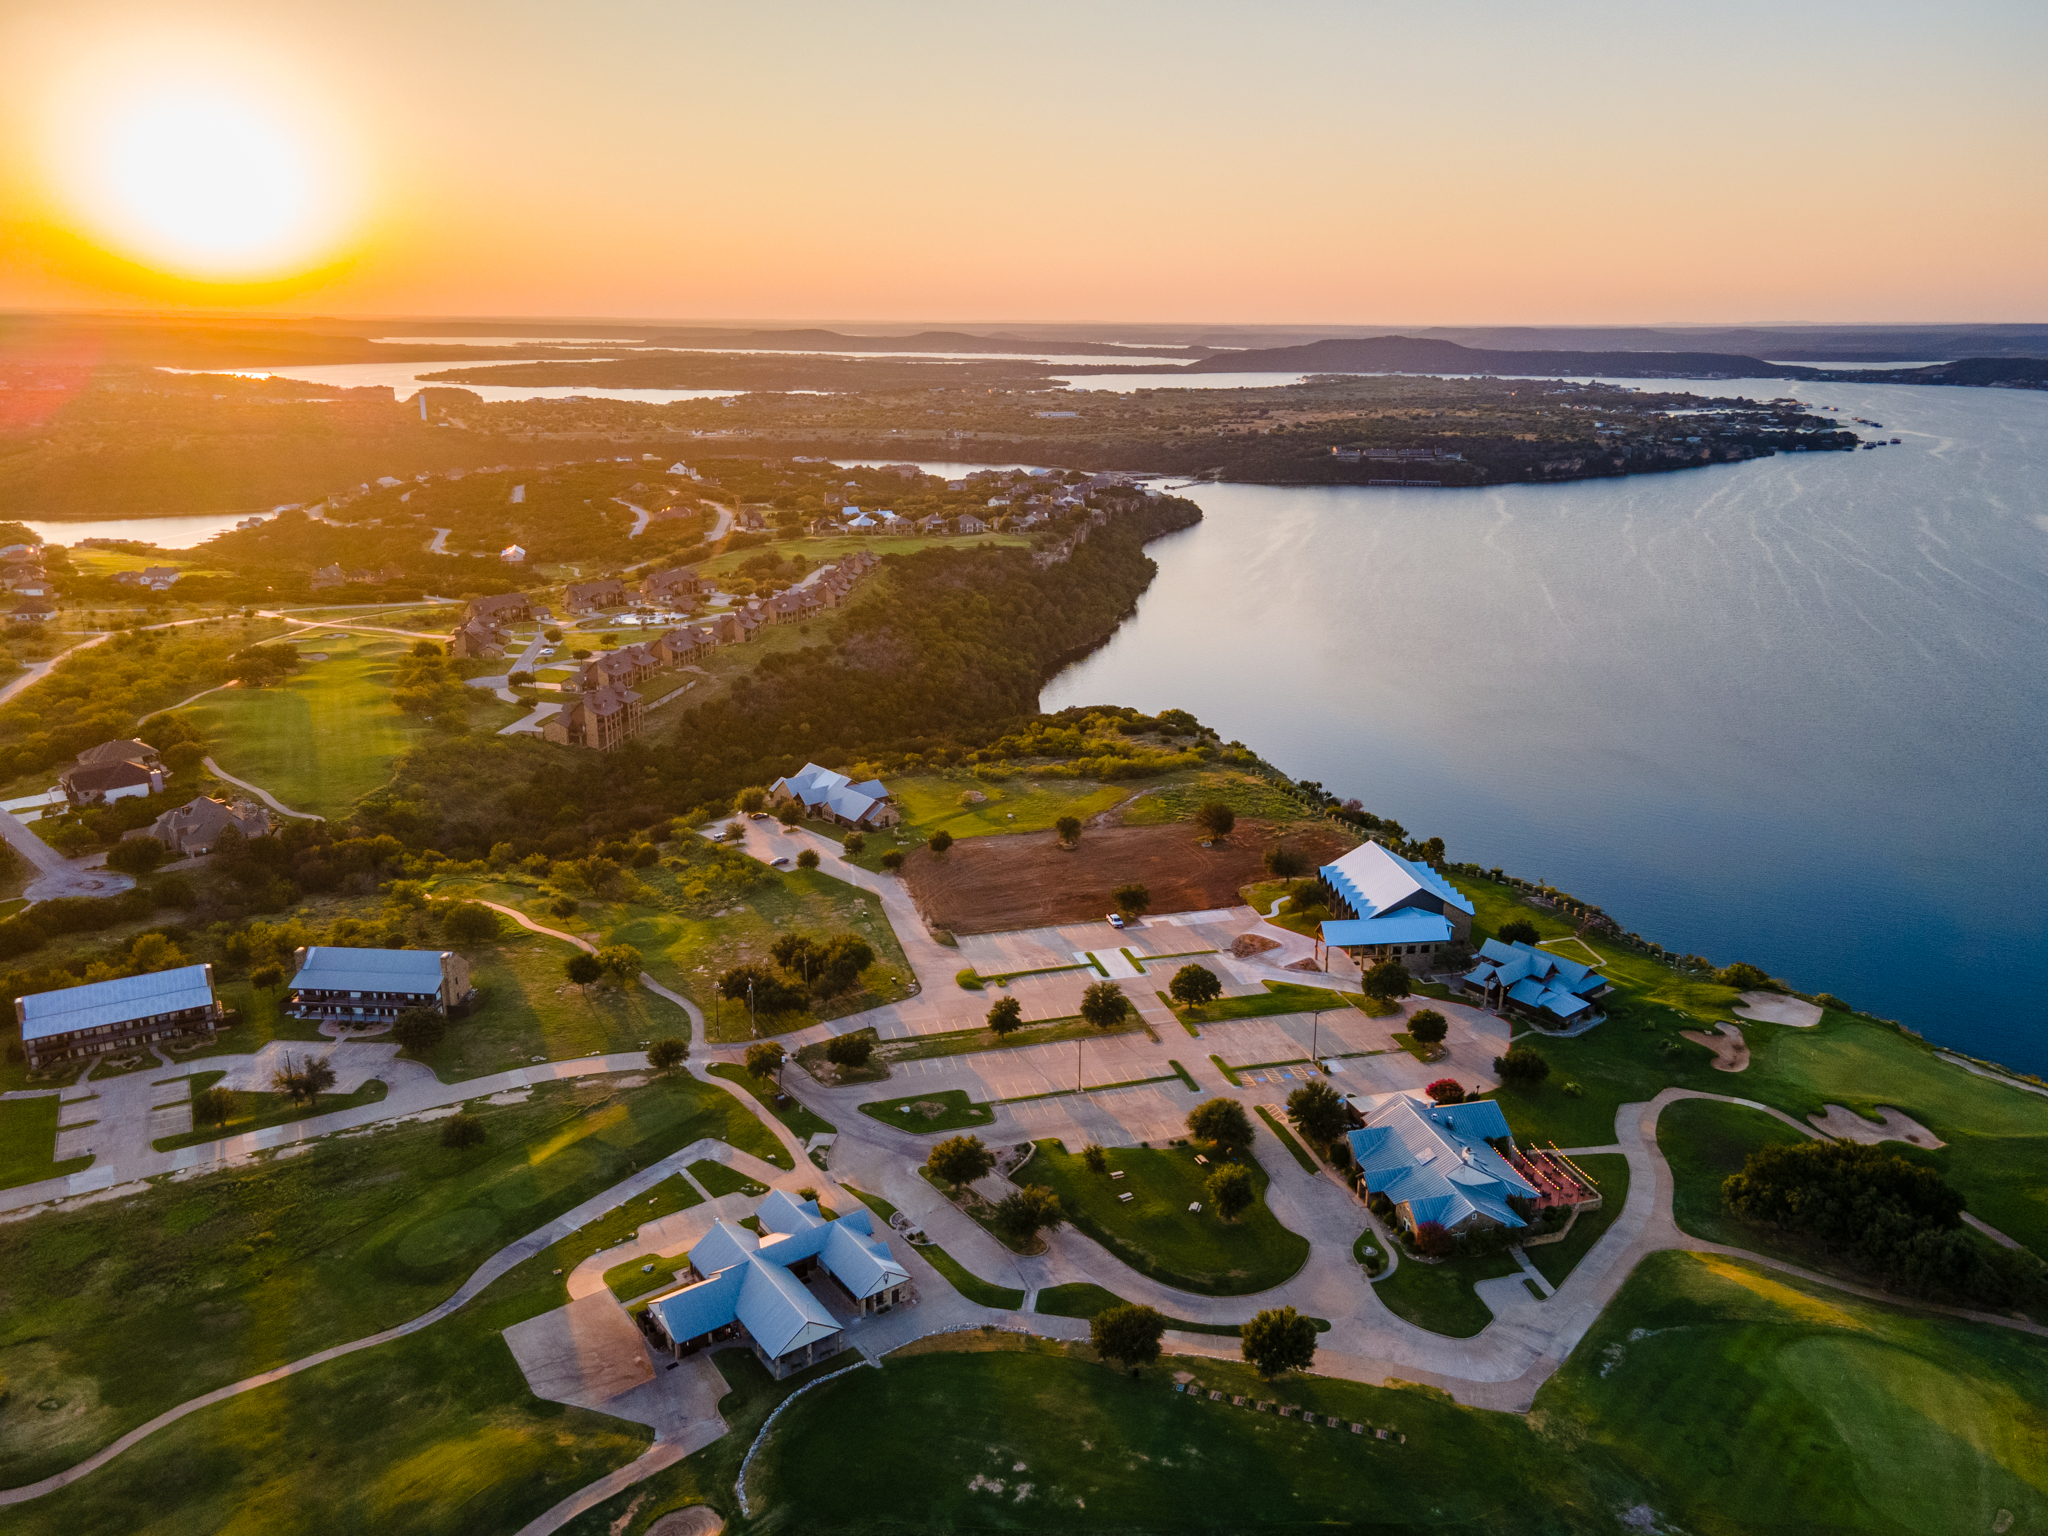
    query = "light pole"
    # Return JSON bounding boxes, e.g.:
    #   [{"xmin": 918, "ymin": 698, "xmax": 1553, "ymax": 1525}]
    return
[{"xmin": 747, "ymin": 978, "xmax": 757, "ymax": 1038}]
